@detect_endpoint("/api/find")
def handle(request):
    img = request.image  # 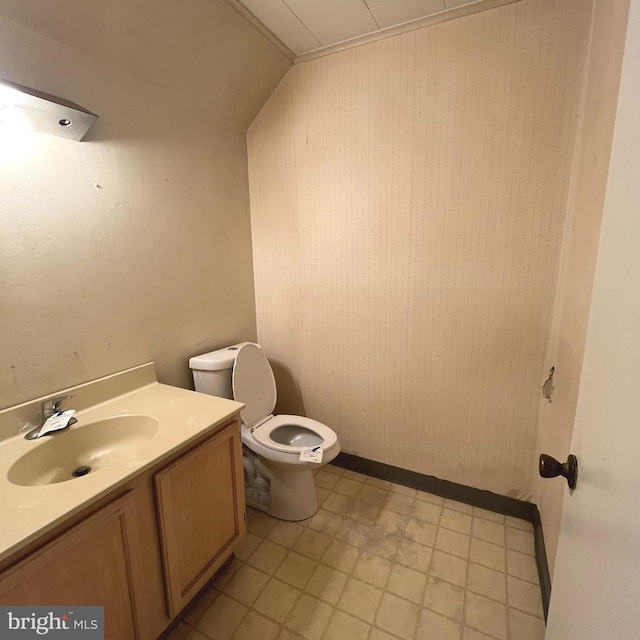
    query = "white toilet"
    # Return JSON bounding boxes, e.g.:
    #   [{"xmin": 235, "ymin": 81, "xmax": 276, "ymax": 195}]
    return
[{"xmin": 189, "ymin": 342, "xmax": 340, "ymax": 521}]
